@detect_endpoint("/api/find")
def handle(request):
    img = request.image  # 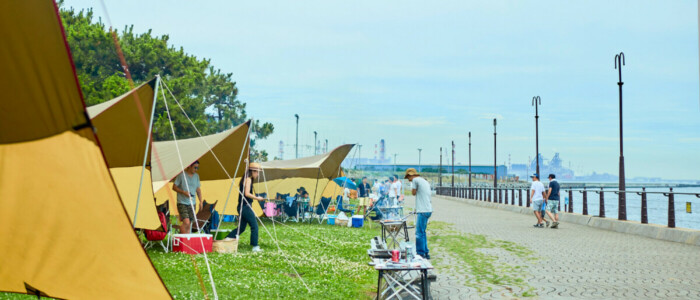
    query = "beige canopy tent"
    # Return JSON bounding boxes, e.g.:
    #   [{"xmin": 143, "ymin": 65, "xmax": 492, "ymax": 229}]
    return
[
  {"xmin": 0, "ymin": 1, "xmax": 171, "ymax": 299},
  {"xmin": 87, "ymin": 78, "xmax": 161, "ymax": 230},
  {"xmin": 152, "ymin": 121, "xmax": 255, "ymax": 216},
  {"xmin": 254, "ymin": 144, "xmax": 354, "ymax": 207}
]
